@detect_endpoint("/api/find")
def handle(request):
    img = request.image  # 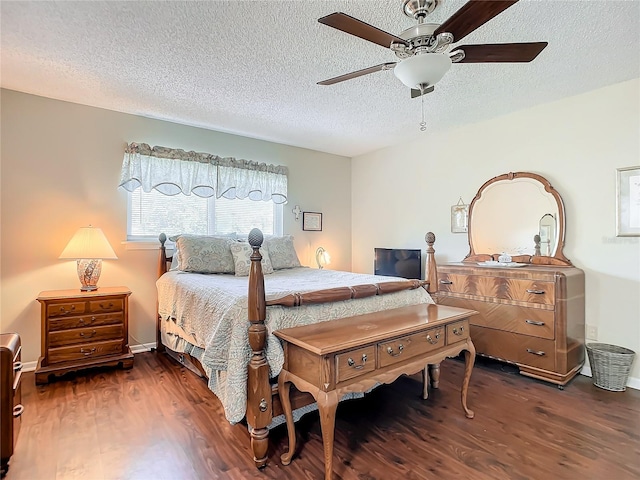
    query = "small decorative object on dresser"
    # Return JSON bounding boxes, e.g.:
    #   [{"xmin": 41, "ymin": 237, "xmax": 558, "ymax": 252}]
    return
[
  {"xmin": 435, "ymin": 172, "xmax": 585, "ymax": 388},
  {"xmin": 35, "ymin": 287, "xmax": 134, "ymax": 384},
  {"xmin": 1, "ymin": 333, "xmax": 22, "ymax": 477}
]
